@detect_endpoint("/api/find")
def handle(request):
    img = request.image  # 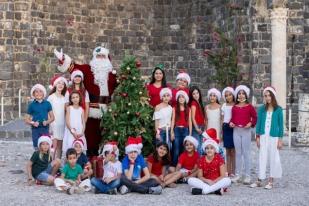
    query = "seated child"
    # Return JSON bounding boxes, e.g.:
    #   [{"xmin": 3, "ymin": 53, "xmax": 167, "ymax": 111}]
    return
[
  {"xmin": 119, "ymin": 137, "xmax": 163, "ymax": 195},
  {"xmin": 91, "ymin": 141, "xmax": 122, "ymax": 194},
  {"xmin": 161, "ymin": 136, "xmax": 199, "ymax": 186},
  {"xmin": 54, "ymin": 148, "xmax": 91, "ymax": 194},
  {"xmin": 73, "ymin": 139, "xmax": 93, "ymax": 179},
  {"xmin": 26, "ymin": 135, "xmax": 61, "ymax": 185},
  {"xmin": 188, "ymin": 134, "xmax": 231, "ymax": 195},
  {"xmin": 202, "ymin": 128, "xmax": 225, "ymax": 158}
]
